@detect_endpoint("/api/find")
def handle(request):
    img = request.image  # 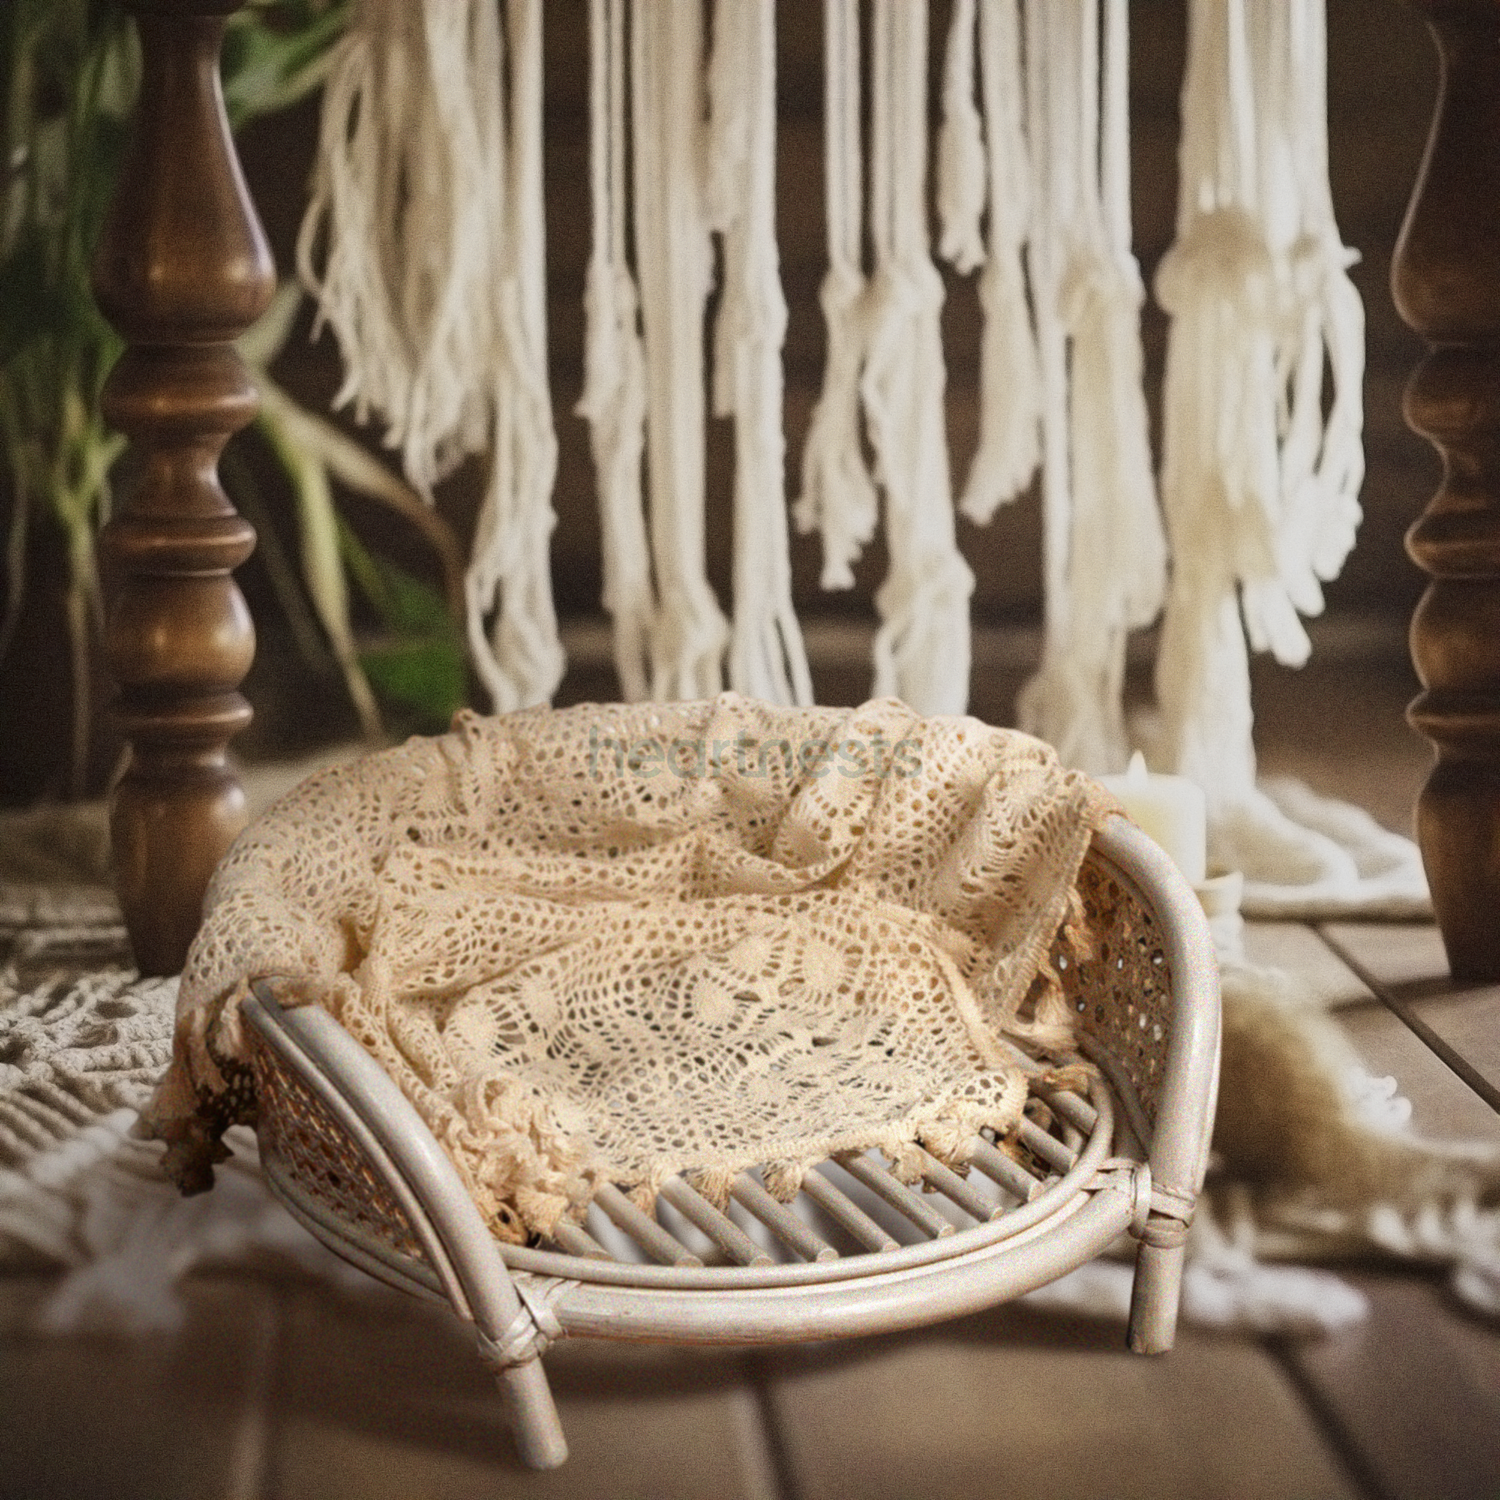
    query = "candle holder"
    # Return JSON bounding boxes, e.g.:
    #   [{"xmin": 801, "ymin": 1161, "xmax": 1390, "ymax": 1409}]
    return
[
  {"xmin": 1097, "ymin": 753, "xmax": 1208, "ymax": 888},
  {"xmin": 1194, "ymin": 869, "xmax": 1245, "ymax": 964}
]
